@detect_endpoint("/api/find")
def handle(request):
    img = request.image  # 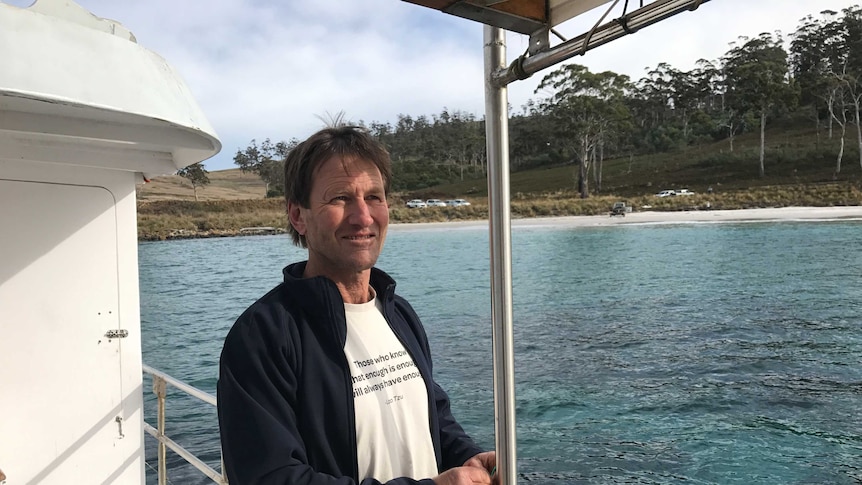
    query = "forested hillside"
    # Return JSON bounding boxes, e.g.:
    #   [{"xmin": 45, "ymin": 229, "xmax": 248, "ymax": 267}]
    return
[{"xmin": 182, "ymin": 6, "xmax": 862, "ymax": 201}]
